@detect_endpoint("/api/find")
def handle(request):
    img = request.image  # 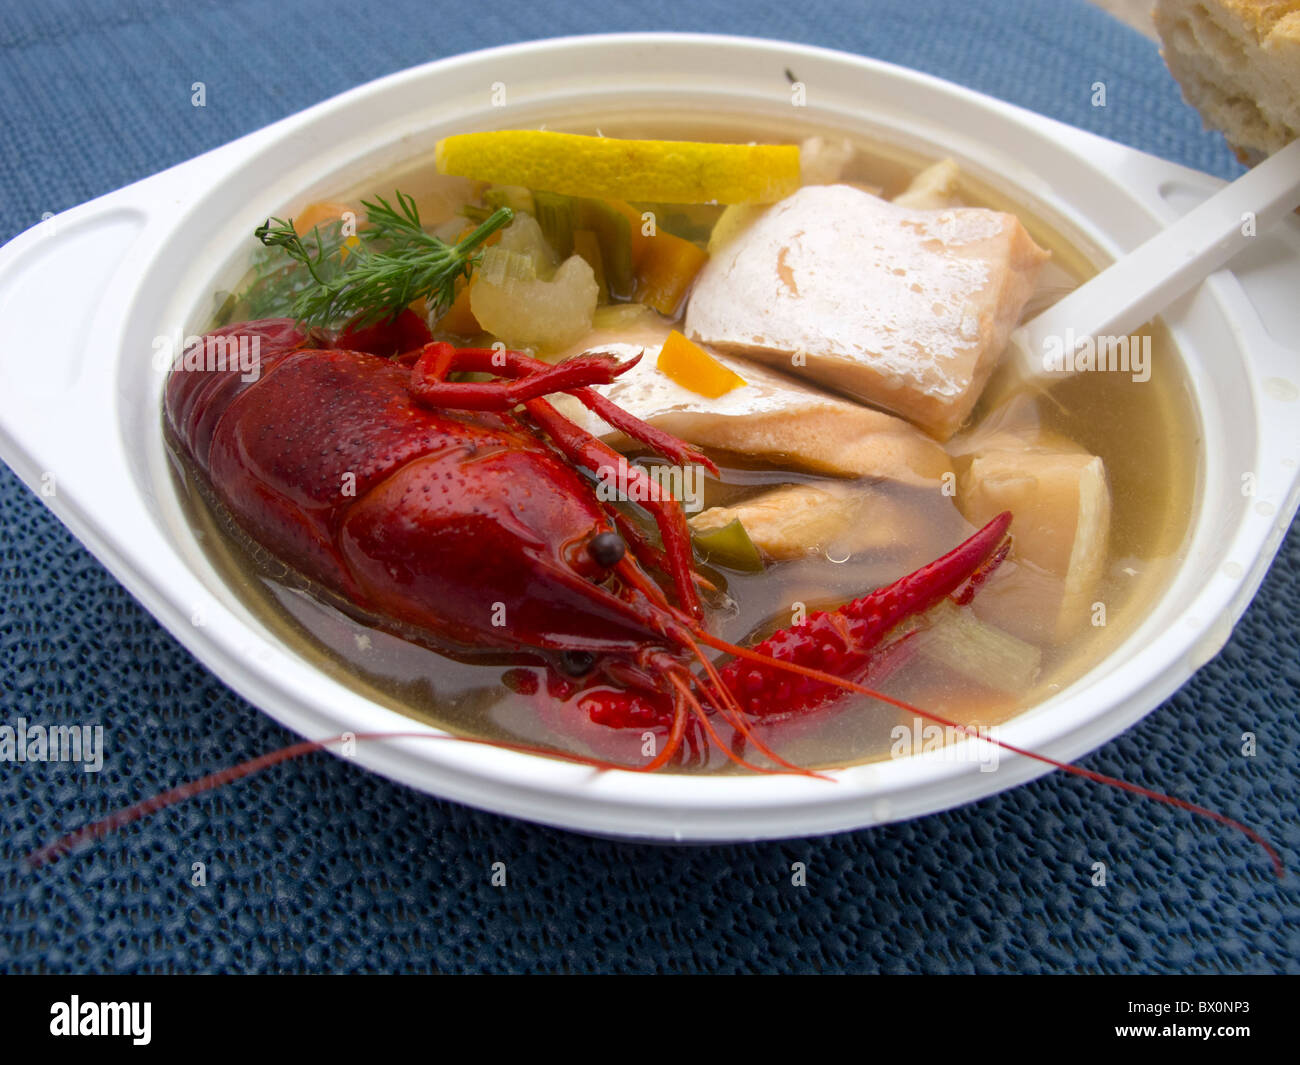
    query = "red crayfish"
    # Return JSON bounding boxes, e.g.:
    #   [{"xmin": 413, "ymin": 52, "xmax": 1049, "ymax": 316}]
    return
[{"xmin": 162, "ymin": 314, "xmax": 1016, "ymax": 772}]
